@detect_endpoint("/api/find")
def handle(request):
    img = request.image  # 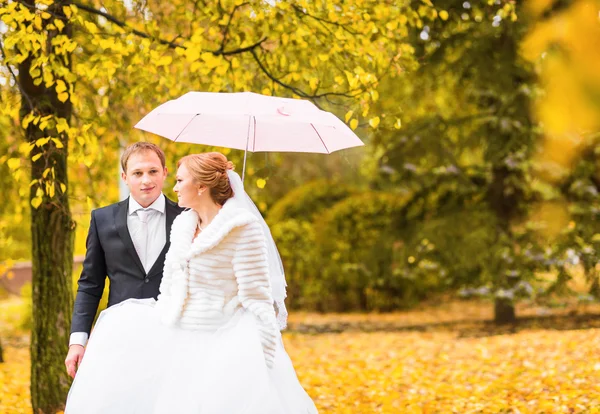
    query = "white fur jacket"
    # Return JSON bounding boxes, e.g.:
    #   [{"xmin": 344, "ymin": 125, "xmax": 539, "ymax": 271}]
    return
[{"xmin": 154, "ymin": 201, "xmax": 278, "ymax": 367}]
